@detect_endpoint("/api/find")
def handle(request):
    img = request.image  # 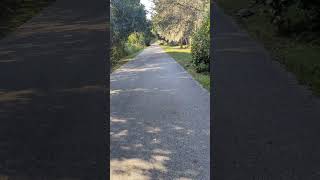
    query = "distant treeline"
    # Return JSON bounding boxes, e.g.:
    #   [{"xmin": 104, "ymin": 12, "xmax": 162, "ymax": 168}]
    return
[{"xmin": 110, "ymin": 0, "xmax": 155, "ymax": 66}]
